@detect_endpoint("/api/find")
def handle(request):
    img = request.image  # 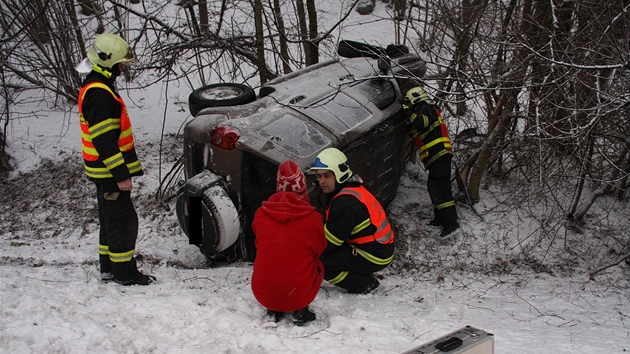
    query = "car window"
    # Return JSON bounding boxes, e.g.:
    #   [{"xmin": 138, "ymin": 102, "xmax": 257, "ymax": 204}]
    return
[
  {"xmin": 355, "ymin": 79, "xmax": 396, "ymax": 110},
  {"xmin": 258, "ymin": 113, "xmax": 331, "ymax": 157}
]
